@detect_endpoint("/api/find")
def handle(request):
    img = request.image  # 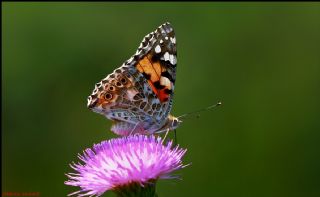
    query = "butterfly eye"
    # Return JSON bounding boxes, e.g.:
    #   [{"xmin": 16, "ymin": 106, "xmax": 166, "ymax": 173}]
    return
[{"xmin": 104, "ymin": 93, "xmax": 113, "ymax": 100}]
